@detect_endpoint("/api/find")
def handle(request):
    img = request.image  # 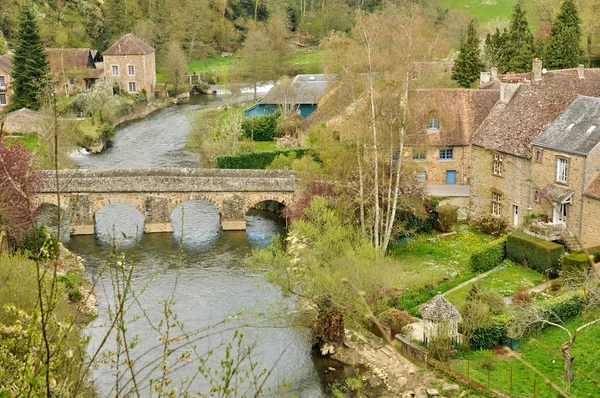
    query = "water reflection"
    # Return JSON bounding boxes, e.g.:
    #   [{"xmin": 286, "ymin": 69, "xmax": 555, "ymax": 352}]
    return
[
  {"xmin": 94, "ymin": 203, "xmax": 145, "ymax": 245},
  {"xmin": 171, "ymin": 200, "xmax": 221, "ymax": 249}
]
